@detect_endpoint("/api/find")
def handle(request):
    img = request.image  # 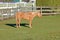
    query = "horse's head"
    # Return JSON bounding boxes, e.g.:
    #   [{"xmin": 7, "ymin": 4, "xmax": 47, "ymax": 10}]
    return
[{"xmin": 36, "ymin": 11, "xmax": 42, "ymax": 18}]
